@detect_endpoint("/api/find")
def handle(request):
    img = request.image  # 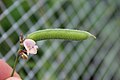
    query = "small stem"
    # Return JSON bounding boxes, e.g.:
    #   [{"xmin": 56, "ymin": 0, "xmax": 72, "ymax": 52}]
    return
[
  {"xmin": 11, "ymin": 34, "xmax": 24, "ymax": 77},
  {"xmin": 11, "ymin": 55, "xmax": 19, "ymax": 77}
]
